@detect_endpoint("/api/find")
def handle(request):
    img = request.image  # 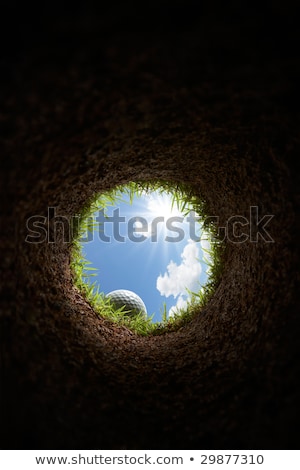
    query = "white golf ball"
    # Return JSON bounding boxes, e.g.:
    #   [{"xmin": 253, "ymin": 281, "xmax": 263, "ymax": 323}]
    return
[{"xmin": 106, "ymin": 289, "xmax": 147, "ymax": 318}]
